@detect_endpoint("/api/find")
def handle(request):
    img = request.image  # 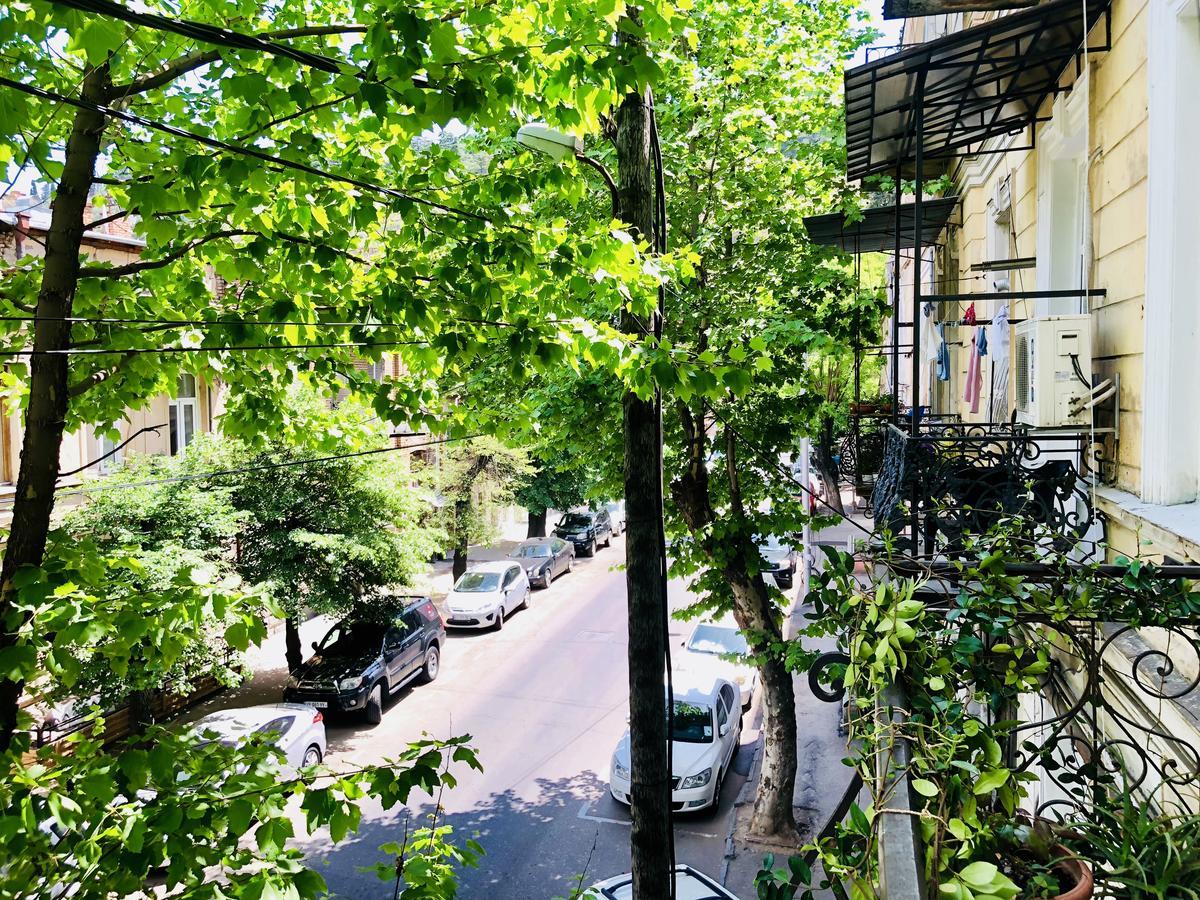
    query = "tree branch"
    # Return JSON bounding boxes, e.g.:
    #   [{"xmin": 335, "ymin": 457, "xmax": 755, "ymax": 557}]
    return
[
  {"xmin": 109, "ymin": 25, "xmax": 368, "ymax": 98},
  {"xmin": 68, "ymin": 350, "xmax": 139, "ymax": 398},
  {"xmin": 78, "ymin": 230, "xmax": 254, "ymax": 278}
]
